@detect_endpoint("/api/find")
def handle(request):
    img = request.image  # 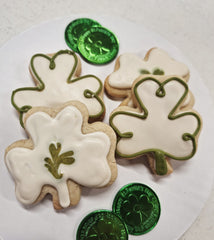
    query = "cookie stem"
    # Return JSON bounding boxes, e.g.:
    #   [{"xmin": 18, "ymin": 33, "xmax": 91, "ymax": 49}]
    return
[{"xmin": 154, "ymin": 151, "xmax": 168, "ymax": 175}]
